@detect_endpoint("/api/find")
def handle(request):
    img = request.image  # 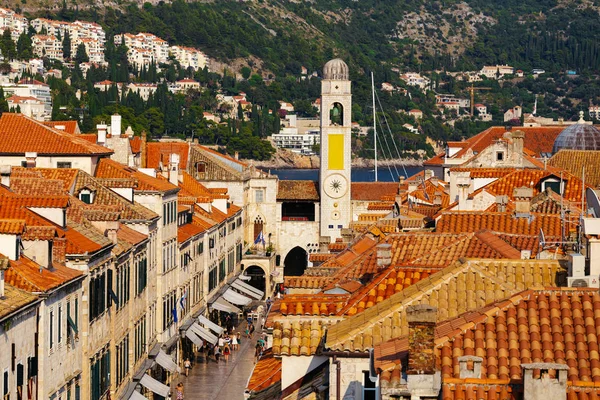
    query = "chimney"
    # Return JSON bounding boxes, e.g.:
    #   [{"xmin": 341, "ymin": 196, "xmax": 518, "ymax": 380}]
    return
[
  {"xmin": 376, "ymin": 243, "xmax": 392, "ymax": 268},
  {"xmin": 97, "ymin": 123, "xmax": 107, "ymax": 144},
  {"xmin": 522, "ymin": 363, "xmax": 568, "ymax": 400},
  {"xmin": 495, "ymin": 195, "xmax": 508, "ymax": 212},
  {"xmin": 424, "ymin": 169, "xmax": 434, "ymax": 181},
  {"xmin": 125, "ymin": 126, "xmax": 134, "ymax": 138},
  {"xmin": 0, "ymin": 165, "xmax": 11, "ymax": 187},
  {"xmin": 111, "ymin": 114, "xmax": 122, "ymax": 137},
  {"xmin": 458, "ymin": 356, "xmax": 483, "ymax": 379},
  {"xmin": 511, "ymin": 130, "xmax": 525, "ymax": 165},
  {"xmin": 234, "ymin": 151, "xmax": 239, "ymax": 160},
  {"xmin": 105, "ymin": 221, "xmax": 119, "ymax": 244},
  {"xmin": 433, "ymin": 192, "xmax": 442, "ymax": 205},
  {"xmin": 398, "ymin": 176, "xmax": 406, "ymax": 195},
  {"xmin": 406, "ymin": 304, "xmax": 437, "ymax": 374},
  {"xmin": 141, "ymin": 131, "xmax": 147, "ymax": 168},
  {"xmin": 52, "ymin": 238, "xmax": 67, "ymax": 265},
  {"xmin": 0, "ymin": 256, "xmax": 7, "ymax": 299},
  {"xmin": 513, "ymin": 187, "xmax": 533, "ymax": 215},
  {"xmin": 169, "ymin": 153, "xmax": 180, "ymax": 186},
  {"xmin": 456, "ymin": 176, "xmax": 471, "ymax": 211},
  {"xmin": 25, "ymin": 152, "xmax": 37, "ymax": 168}
]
